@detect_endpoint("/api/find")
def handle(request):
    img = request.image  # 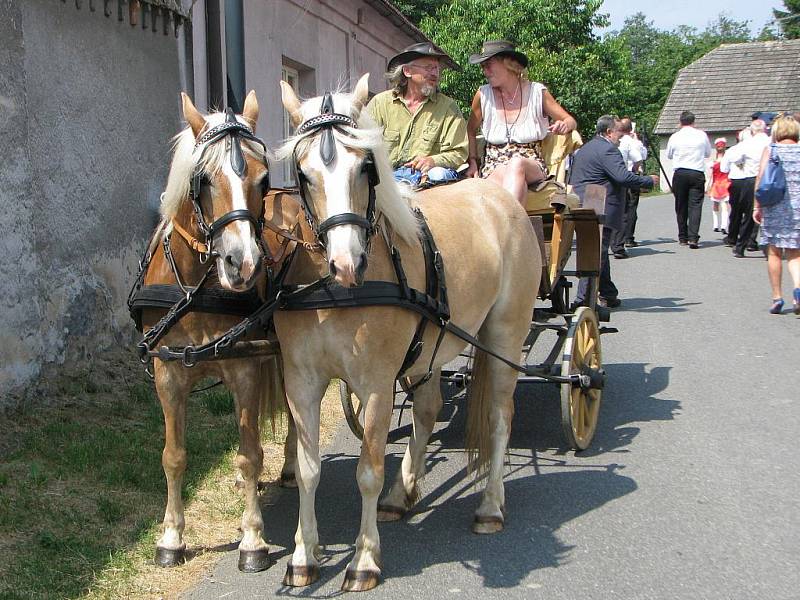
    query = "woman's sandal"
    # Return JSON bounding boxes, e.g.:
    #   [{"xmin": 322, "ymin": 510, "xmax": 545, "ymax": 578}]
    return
[{"xmin": 769, "ymin": 298, "xmax": 785, "ymax": 314}]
